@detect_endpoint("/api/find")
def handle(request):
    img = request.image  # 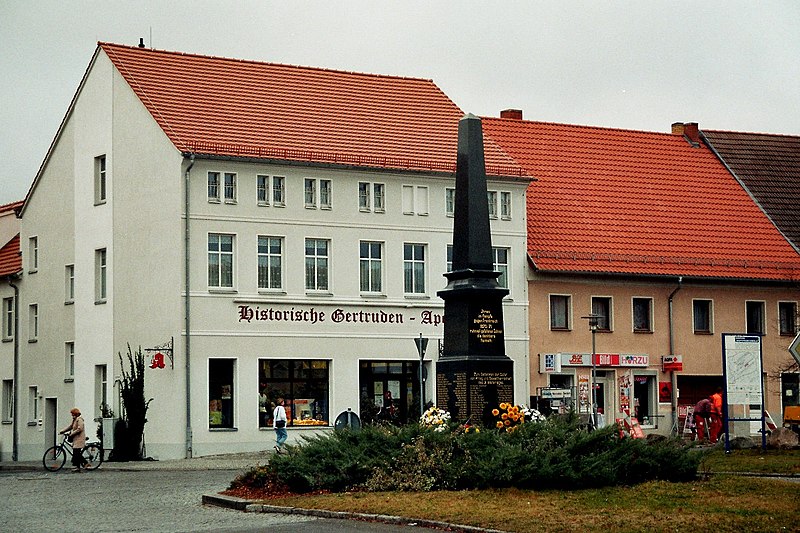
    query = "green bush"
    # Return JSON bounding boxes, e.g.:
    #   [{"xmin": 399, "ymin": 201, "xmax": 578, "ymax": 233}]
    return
[{"xmin": 232, "ymin": 415, "xmax": 701, "ymax": 494}]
